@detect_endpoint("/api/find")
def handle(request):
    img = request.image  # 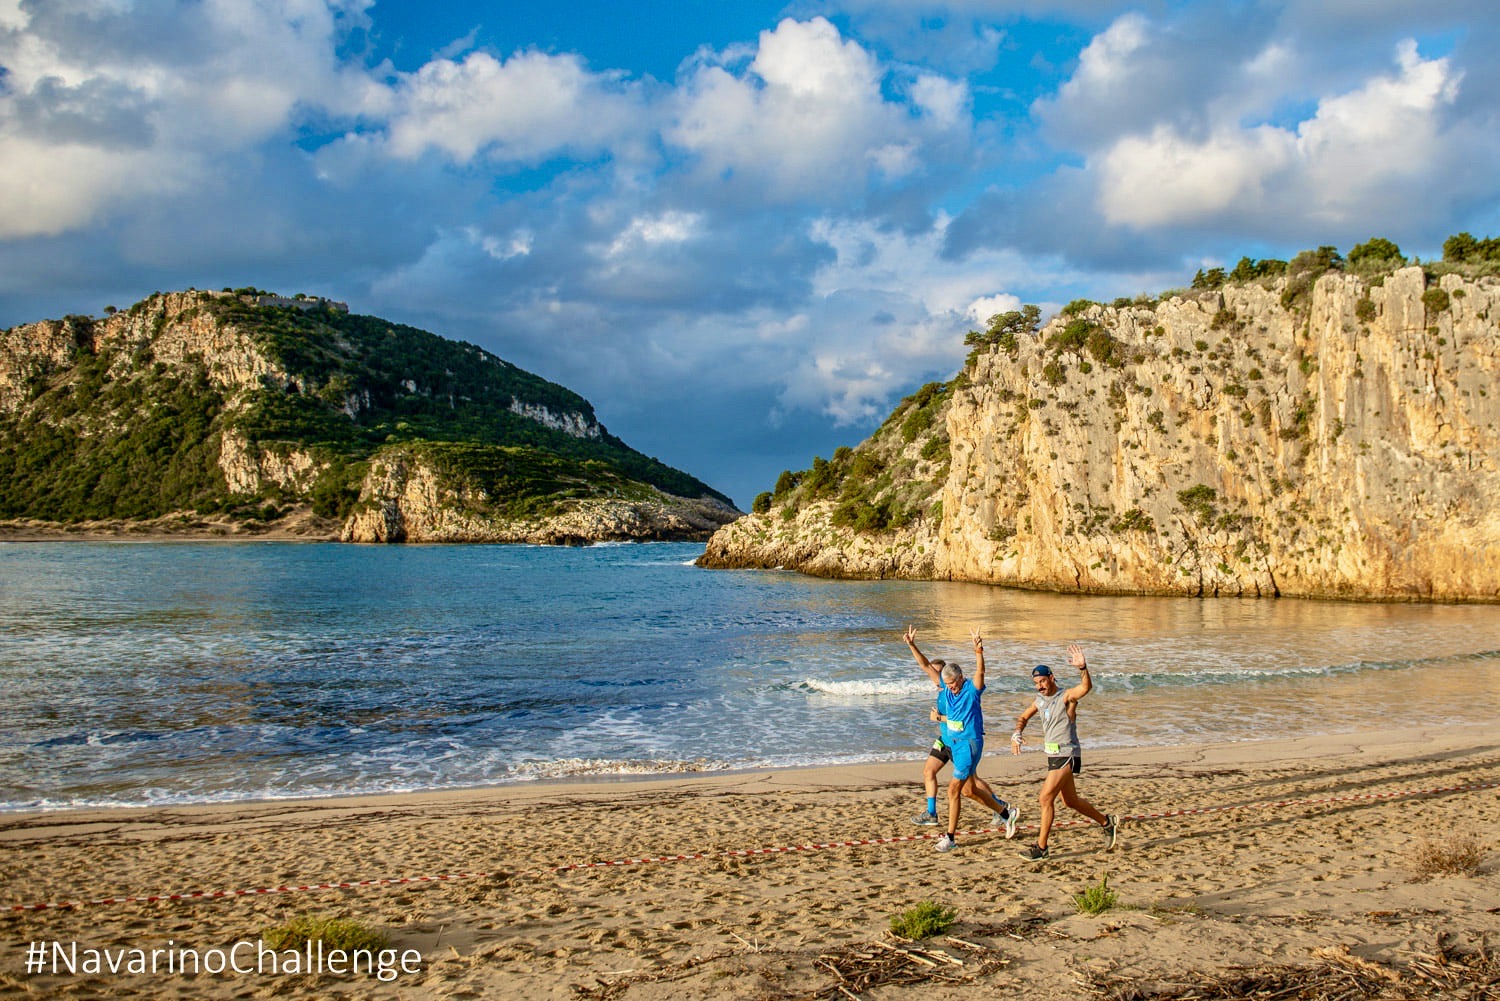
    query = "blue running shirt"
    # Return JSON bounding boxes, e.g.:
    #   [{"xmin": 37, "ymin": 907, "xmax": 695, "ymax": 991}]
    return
[{"xmin": 937, "ymin": 679, "xmax": 985, "ymax": 741}]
